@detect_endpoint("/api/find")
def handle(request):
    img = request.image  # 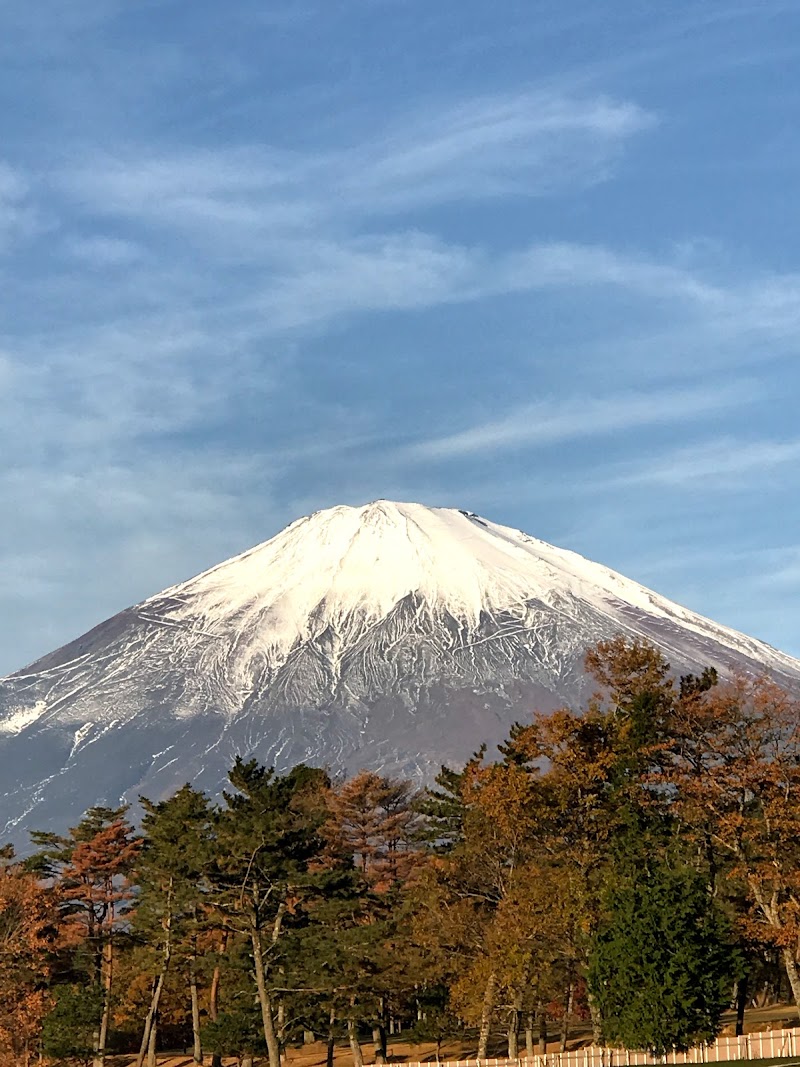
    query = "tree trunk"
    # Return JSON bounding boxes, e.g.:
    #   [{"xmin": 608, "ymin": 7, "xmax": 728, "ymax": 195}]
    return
[
  {"xmin": 525, "ymin": 1014, "xmax": 534, "ymax": 1060},
  {"xmin": 560, "ymin": 979, "xmax": 574, "ymax": 1053},
  {"xmin": 210, "ymin": 951, "xmax": 223, "ymax": 1067},
  {"xmin": 242, "ymin": 1057, "xmax": 254, "ymax": 1067},
  {"xmin": 782, "ymin": 948, "xmax": 800, "ymax": 1018},
  {"xmin": 190, "ymin": 966, "xmax": 203, "ymax": 1064},
  {"xmin": 372, "ymin": 1025, "xmax": 387, "ymax": 1063},
  {"xmin": 137, "ymin": 974, "xmax": 168, "ymax": 1067},
  {"xmin": 536, "ymin": 1001, "xmax": 548, "ymax": 1056},
  {"xmin": 507, "ymin": 981, "xmax": 526, "ymax": 1058},
  {"xmin": 477, "ymin": 971, "xmax": 497, "ymax": 1059},
  {"xmin": 327, "ymin": 1008, "xmax": 336, "ymax": 1067},
  {"xmin": 137, "ymin": 879, "xmax": 173, "ymax": 1067},
  {"xmin": 507, "ymin": 1017, "xmax": 519, "ymax": 1060},
  {"xmin": 586, "ymin": 988, "xmax": 602, "ymax": 1046},
  {"xmin": 251, "ymin": 928, "xmax": 282, "ymax": 1067},
  {"xmin": 348, "ymin": 1006, "xmax": 364, "ymax": 1067},
  {"xmin": 94, "ymin": 925, "xmax": 114, "ymax": 1067},
  {"xmin": 735, "ymin": 974, "xmax": 748, "ymax": 1036},
  {"xmin": 146, "ymin": 1014, "xmax": 157, "ymax": 1067}
]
